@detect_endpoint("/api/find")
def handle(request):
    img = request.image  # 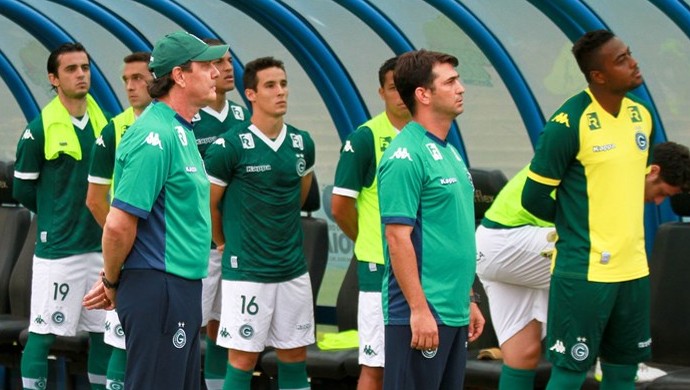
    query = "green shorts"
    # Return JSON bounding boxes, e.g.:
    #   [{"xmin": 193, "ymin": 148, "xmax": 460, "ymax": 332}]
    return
[{"xmin": 546, "ymin": 275, "xmax": 651, "ymax": 371}]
